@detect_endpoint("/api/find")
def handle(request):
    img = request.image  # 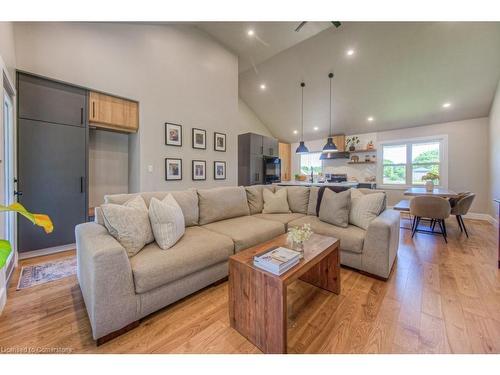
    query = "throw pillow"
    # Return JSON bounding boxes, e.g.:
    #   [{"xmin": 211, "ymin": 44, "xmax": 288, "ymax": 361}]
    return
[
  {"xmin": 349, "ymin": 189, "xmax": 386, "ymax": 230},
  {"xmin": 148, "ymin": 194, "xmax": 185, "ymax": 250},
  {"xmin": 318, "ymin": 189, "xmax": 351, "ymax": 228},
  {"xmin": 307, "ymin": 186, "xmax": 319, "ymax": 215},
  {"xmin": 262, "ymin": 188, "xmax": 291, "ymax": 214},
  {"xmin": 101, "ymin": 195, "xmax": 154, "ymax": 257}
]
